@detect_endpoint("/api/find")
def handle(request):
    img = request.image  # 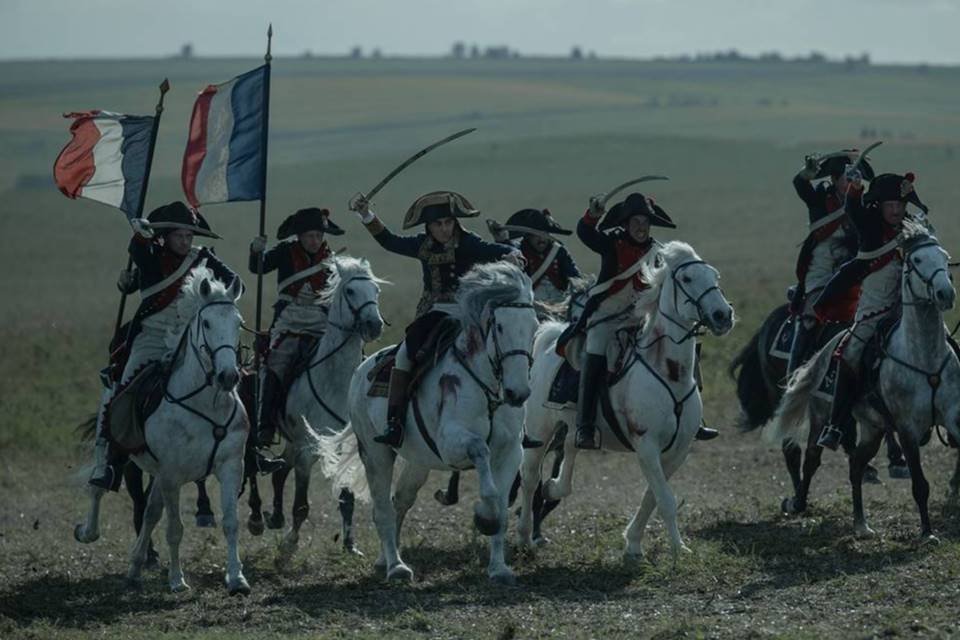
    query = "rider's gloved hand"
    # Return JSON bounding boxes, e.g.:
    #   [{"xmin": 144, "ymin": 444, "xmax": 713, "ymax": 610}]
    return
[
  {"xmin": 800, "ymin": 153, "xmax": 820, "ymax": 180},
  {"xmin": 116, "ymin": 268, "xmax": 137, "ymax": 293},
  {"xmin": 349, "ymin": 194, "xmax": 376, "ymax": 224},
  {"xmin": 130, "ymin": 218, "xmax": 154, "ymax": 239},
  {"xmin": 588, "ymin": 194, "xmax": 605, "ymax": 218},
  {"xmin": 250, "ymin": 235, "xmax": 267, "ymax": 254}
]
